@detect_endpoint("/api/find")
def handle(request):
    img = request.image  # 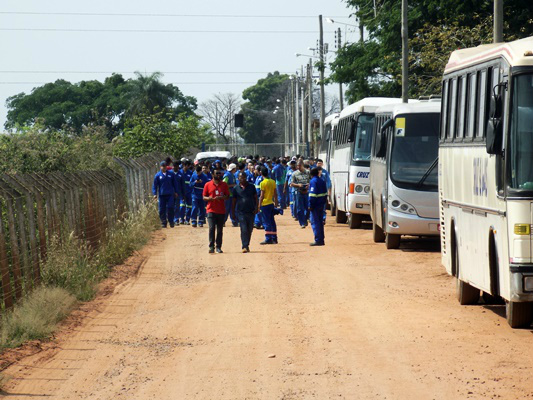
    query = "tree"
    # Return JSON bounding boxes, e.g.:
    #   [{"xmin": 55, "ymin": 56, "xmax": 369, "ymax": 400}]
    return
[
  {"xmin": 240, "ymin": 72, "xmax": 290, "ymax": 143},
  {"xmin": 5, "ymin": 72, "xmax": 198, "ymax": 138},
  {"xmin": 198, "ymin": 93, "xmax": 242, "ymax": 144},
  {"xmin": 329, "ymin": 0, "xmax": 533, "ymax": 103},
  {"xmin": 112, "ymin": 110, "xmax": 212, "ymax": 159}
]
